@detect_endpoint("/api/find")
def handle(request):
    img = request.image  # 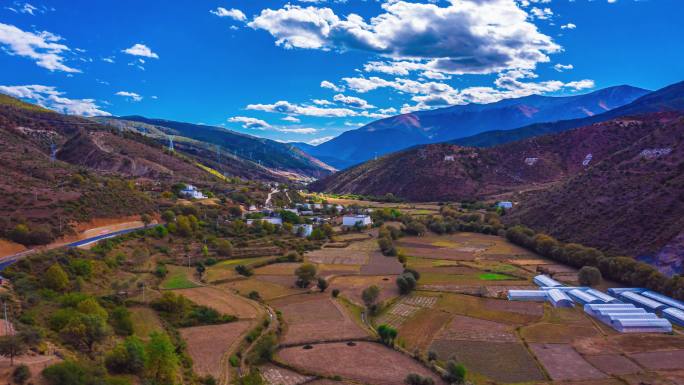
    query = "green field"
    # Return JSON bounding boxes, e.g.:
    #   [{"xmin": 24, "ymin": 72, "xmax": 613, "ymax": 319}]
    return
[
  {"xmin": 478, "ymin": 273, "xmax": 516, "ymax": 281},
  {"xmin": 161, "ymin": 265, "xmax": 199, "ymax": 289}
]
